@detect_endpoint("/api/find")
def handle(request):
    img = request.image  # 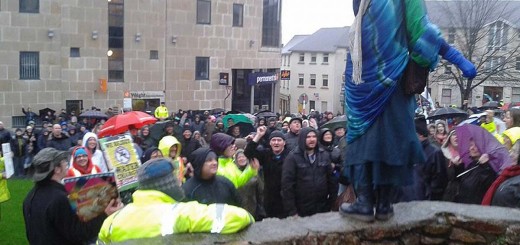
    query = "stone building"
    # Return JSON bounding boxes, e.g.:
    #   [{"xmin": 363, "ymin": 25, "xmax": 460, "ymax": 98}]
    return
[
  {"xmin": 0, "ymin": 0, "xmax": 281, "ymax": 127},
  {"xmin": 280, "ymin": 27, "xmax": 349, "ymax": 115}
]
